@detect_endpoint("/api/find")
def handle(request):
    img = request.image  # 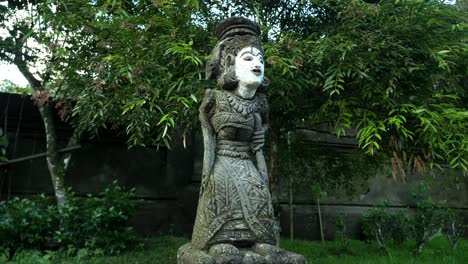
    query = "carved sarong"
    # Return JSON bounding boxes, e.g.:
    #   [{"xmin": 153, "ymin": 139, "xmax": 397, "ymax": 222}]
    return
[{"xmin": 191, "ymin": 90, "xmax": 275, "ymax": 250}]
